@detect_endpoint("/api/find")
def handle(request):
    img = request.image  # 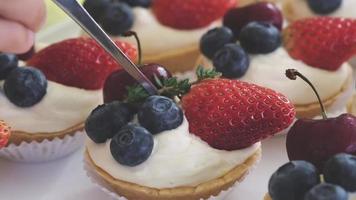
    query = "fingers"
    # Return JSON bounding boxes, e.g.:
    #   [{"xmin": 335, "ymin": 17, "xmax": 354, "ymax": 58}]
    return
[
  {"xmin": 0, "ymin": 18, "xmax": 34, "ymax": 54},
  {"xmin": 0, "ymin": 0, "xmax": 46, "ymax": 32}
]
